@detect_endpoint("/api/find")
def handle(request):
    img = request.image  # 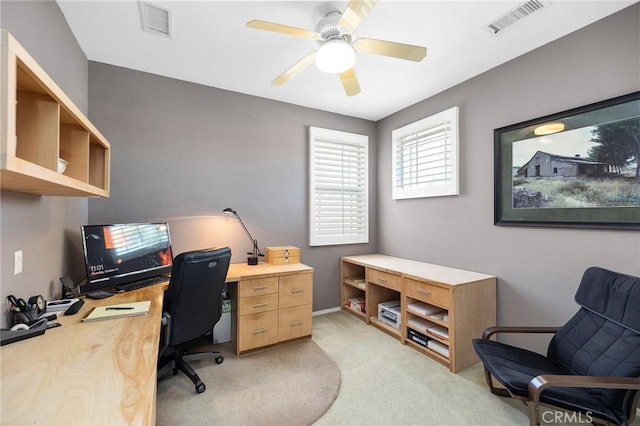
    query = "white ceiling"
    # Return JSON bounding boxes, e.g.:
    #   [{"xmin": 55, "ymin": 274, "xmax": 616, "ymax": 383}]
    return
[{"xmin": 56, "ymin": 0, "xmax": 635, "ymax": 121}]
